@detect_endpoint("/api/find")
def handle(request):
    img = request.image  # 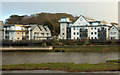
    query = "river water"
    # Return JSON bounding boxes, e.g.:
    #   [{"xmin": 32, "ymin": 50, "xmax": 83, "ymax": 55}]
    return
[{"xmin": 2, "ymin": 52, "xmax": 118, "ymax": 65}]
